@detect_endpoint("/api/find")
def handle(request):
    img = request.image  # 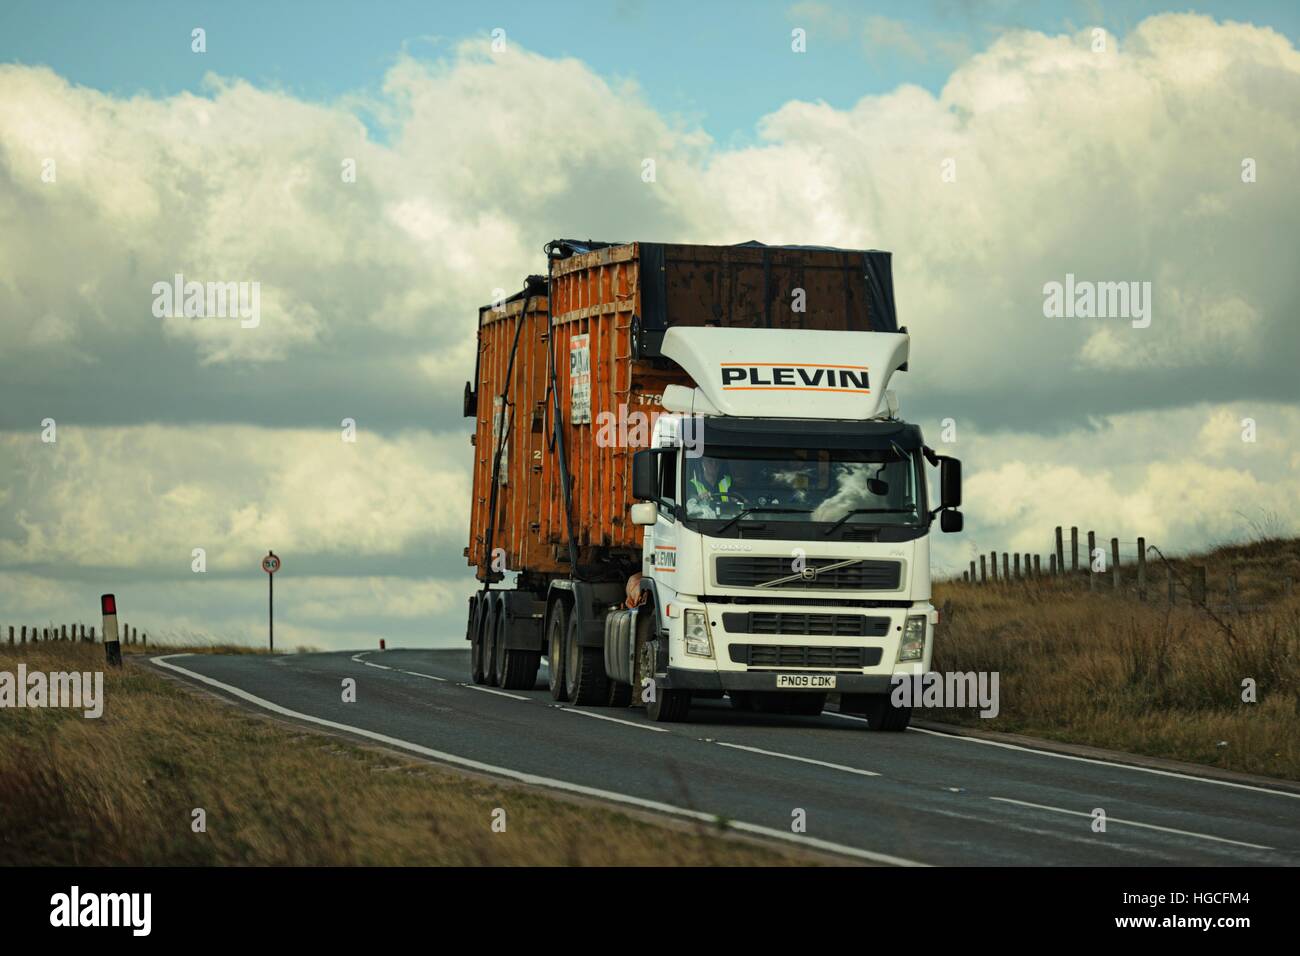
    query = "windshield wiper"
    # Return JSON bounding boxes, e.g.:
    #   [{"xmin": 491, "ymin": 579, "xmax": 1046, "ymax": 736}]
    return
[
  {"xmin": 822, "ymin": 507, "xmax": 915, "ymax": 536},
  {"xmin": 714, "ymin": 507, "xmax": 812, "ymax": 535}
]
